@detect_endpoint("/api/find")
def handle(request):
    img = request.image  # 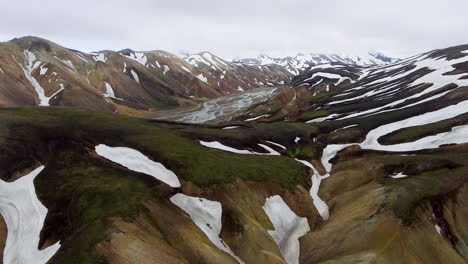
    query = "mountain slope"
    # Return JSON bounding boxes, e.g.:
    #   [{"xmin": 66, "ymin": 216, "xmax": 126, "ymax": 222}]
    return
[
  {"xmin": 0, "ymin": 45, "xmax": 466, "ymax": 264},
  {"xmin": 234, "ymin": 51, "xmax": 400, "ymax": 75},
  {"xmin": 0, "ymin": 37, "xmax": 291, "ymax": 113}
]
